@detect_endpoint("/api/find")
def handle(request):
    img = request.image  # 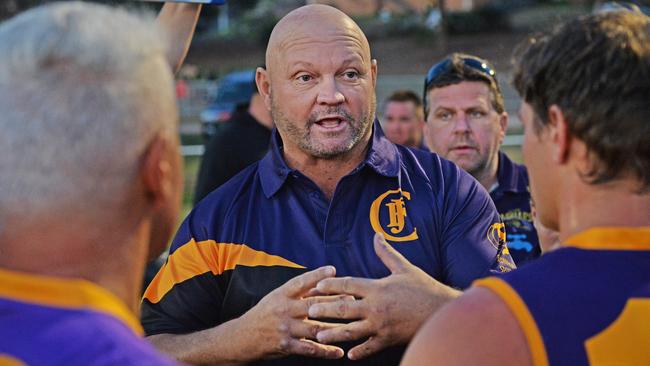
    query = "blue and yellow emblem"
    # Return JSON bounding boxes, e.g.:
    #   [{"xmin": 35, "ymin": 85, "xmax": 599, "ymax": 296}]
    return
[
  {"xmin": 487, "ymin": 222, "xmax": 507, "ymax": 250},
  {"xmin": 369, "ymin": 189, "xmax": 418, "ymax": 242},
  {"xmin": 487, "ymin": 222, "xmax": 515, "ymax": 272}
]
